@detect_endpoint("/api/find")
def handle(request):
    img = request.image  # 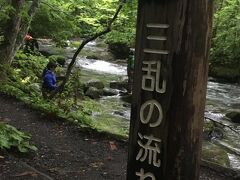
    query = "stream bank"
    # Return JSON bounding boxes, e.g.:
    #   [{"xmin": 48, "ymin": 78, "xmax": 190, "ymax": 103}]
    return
[{"xmin": 0, "ymin": 93, "xmax": 234, "ymax": 180}]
